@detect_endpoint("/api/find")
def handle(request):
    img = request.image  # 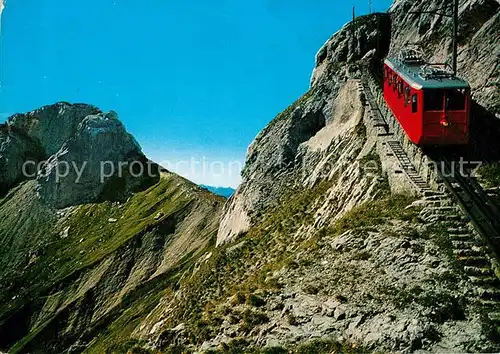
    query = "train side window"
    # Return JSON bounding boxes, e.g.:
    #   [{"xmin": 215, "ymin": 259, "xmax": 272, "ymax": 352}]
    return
[
  {"xmin": 445, "ymin": 89, "xmax": 466, "ymax": 110},
  {"xmin": 387, "ymin": 71, "xmax": 392, "ymax": 86},
  {"xmin": 411, "ymin": 94, "xmax": 418, "ymax": 113},
  {"xmin": 398, "ymin": 81, "xmax": 404, "ymax": 97},
  {"xmin": 393, "ymin": 75, "xmax": 398, "ymax": 91},
  {"xmin": 424, "ymin": 89, "xmax": 444, "ymax": 111},
  {"xmin": 404, "ymin": 86, "xmax": 411, "ymax": 106}
]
